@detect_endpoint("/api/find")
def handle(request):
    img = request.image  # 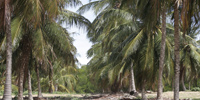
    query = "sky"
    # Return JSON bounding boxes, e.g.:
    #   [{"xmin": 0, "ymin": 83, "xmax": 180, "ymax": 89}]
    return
[{"xmin": 67, "ymin": 0, "xmax": 96, "ymax": 66}]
